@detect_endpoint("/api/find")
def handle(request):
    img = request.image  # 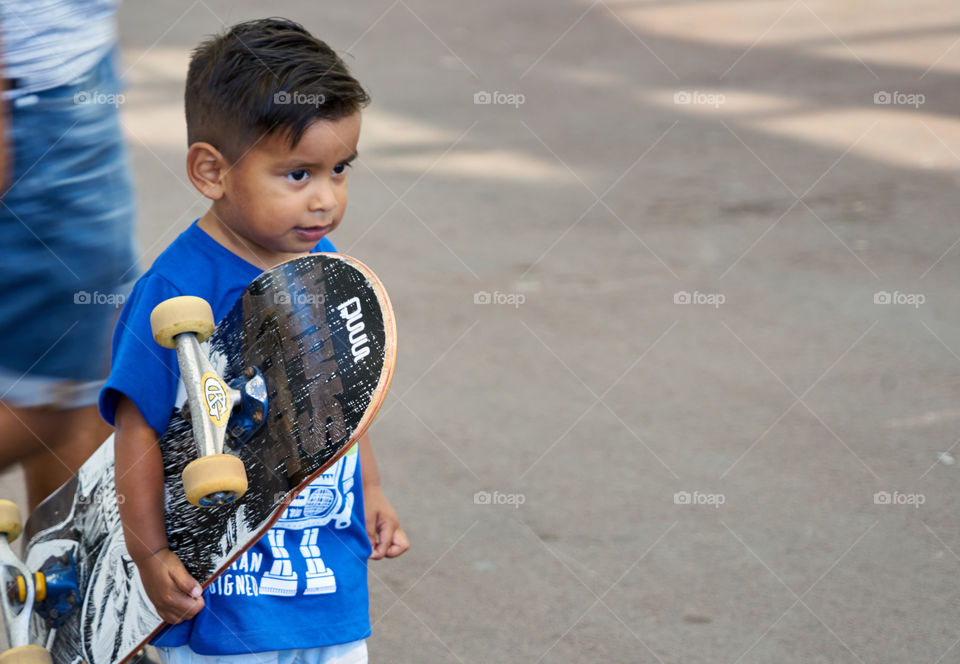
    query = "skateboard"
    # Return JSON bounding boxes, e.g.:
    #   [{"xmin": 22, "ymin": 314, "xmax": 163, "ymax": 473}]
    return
[{"xmin": 0, "ymin": 253, "xmax": 397, "ymax": 664}]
